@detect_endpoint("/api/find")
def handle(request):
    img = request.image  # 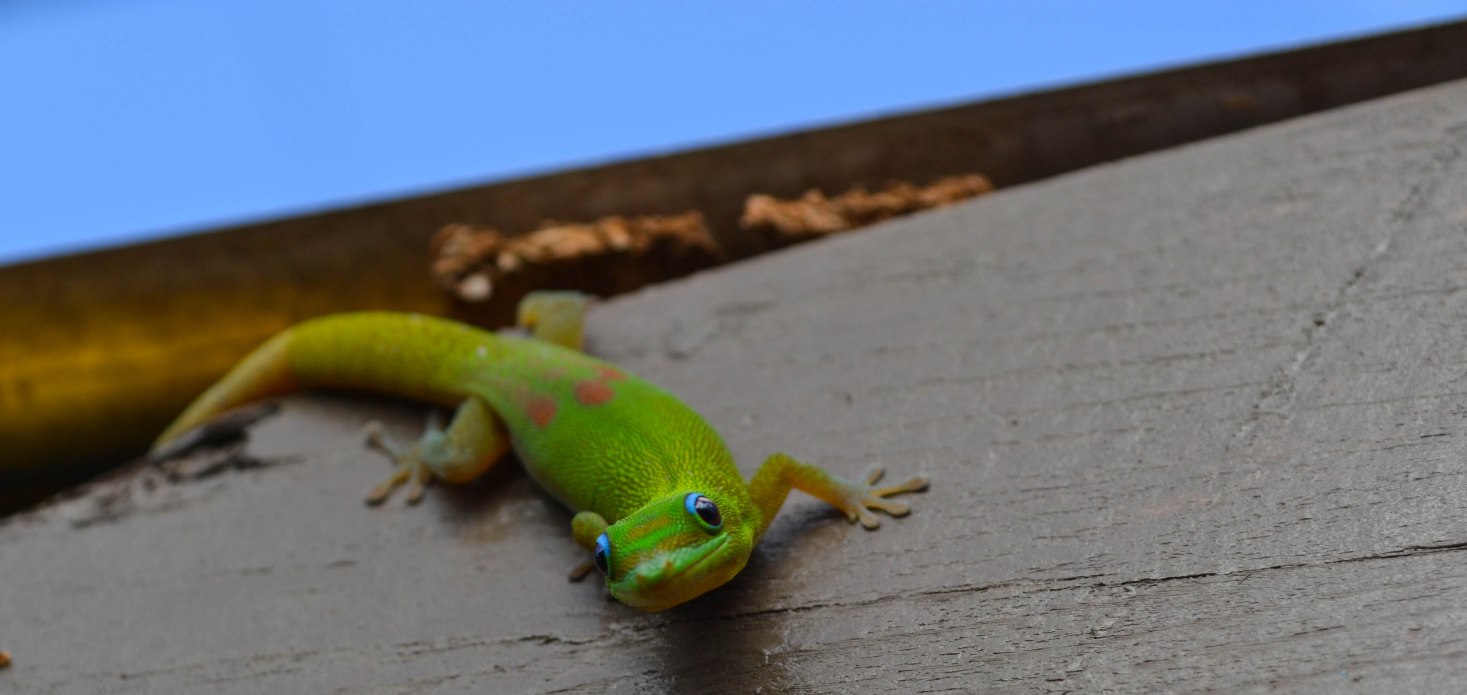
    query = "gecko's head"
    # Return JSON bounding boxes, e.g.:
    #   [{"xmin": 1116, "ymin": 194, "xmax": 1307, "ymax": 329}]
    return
[{"xmin": 595, "ymin": 490, "xmax": 754, "ymax": 611}]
